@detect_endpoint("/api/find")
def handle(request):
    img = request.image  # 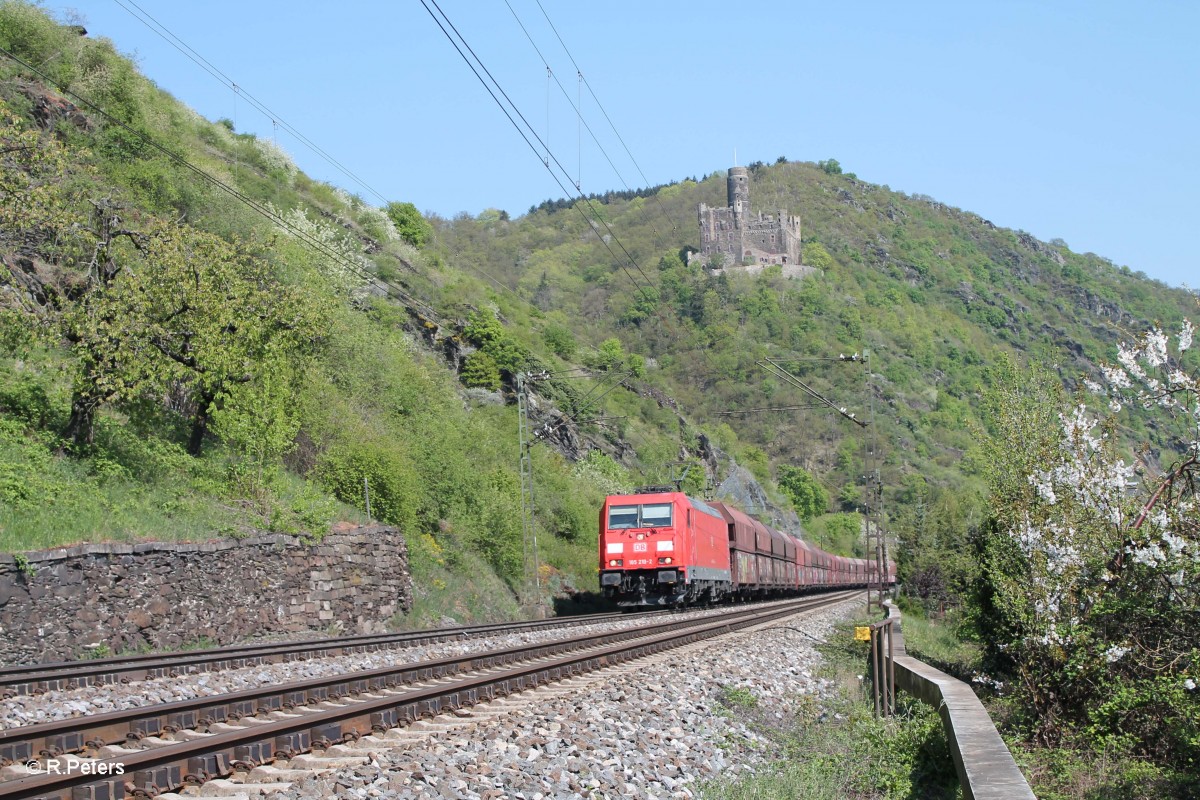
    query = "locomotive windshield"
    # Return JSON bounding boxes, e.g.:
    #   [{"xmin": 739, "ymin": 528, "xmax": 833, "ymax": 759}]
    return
[
  {"xmin": 641, "ymin": 503, "xmax": 672, "ymax": 527},
  {"xmin": 607, "ymin": 503, "xmax": 673, "ymax": 529},
  {"xmin": 608, "ymin": 506, "xmax": 639, "ymax": 529}
]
